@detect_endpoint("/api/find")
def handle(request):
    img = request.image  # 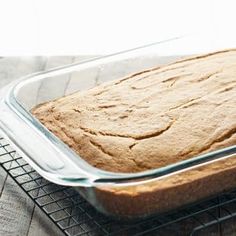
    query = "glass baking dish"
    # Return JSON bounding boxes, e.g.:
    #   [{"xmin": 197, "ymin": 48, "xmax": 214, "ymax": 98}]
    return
[{"xmin": 0, "ymin": 35, "xmax": 236, "ymax": 219}]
